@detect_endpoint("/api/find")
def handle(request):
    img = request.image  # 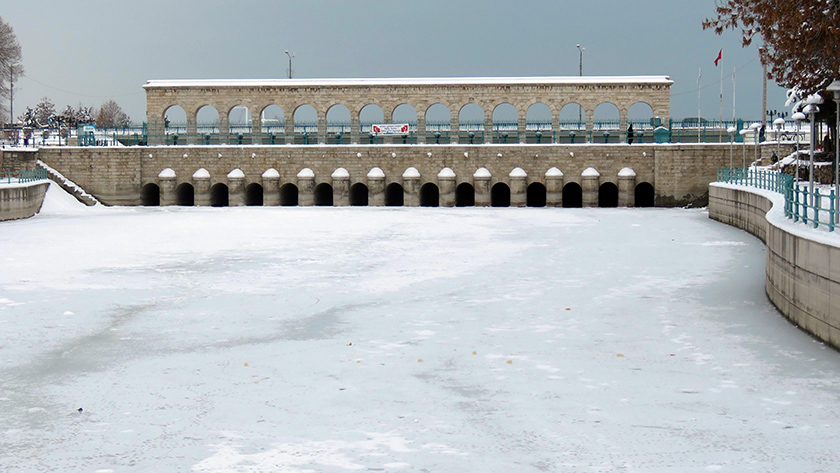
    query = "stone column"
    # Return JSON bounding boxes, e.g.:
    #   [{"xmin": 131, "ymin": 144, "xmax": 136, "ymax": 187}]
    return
[
  {"xmin": 509, "ymin": 167, "xmax": 527, "ymax": 207},
  {"xmin": 332, "ymin": 168, "xmax": 350, "ymax": 206},
  {"xmin": 158, "ymin": 168, "xmax": 176, "ymax": 206},
  {"xmin": 617, "ymin": 167, "xmax": 637, "ymax": 207},
  {"xmin": 416, "ymin": 117, "xmax": 426, "ymax": 144},
  {"xmin": 297, "ymin": 168, "xmax": 315, "ymax": 206},
  {"xmin": 284, "ymin": 105, "xmax": 295, "ymax": 143},
  {"xmin": 262, "ymin": 168, "xmax": 281, "ymax": 206},
  {"xmin": 450, "ymin": 109, "xmax": 460, "ymax": 144},
  {"xmin": 473, "ymin": 167, "xmax": 491, "ymax": 207},
  {"xmin": 402, "ymin": 167, "xmax": 420, "ymax": 207},
  {"xmin": 186, "ymin": 119, "xmax": 198, "ymax": 145},
  {"xmin": 517, "ymin": 116, "xmax": 527, "ymax": 144},
  {"xmin": 251, "ymin": 114, "xmax": 263, "ymax": 145},
  {"xmin": 193, "ymin": 168, "xmax": 211, "ymax": 206},
  {"xmin": 581, "ymin": 167, "xmax": 600, "ymax": 207},
  {"xmin": 545, "ymin": 167, "xmax": 564, "ymax": 207},
  {"xmin": 227, "ymin": 168, "xmax": 245, "ymax": 206},
  {"xmin": 438, "ymin": 167, "xmax": 456, "ymax": 207},
  {"xmin": 367, "ymin": 167, "xmax": 385, "ymax": 206},
  {"xmin": 316, "ymin": 111, "xmax": 327, "ymax": 145},
  {"xmin": 585, "ymin": 108, "xmax": 595, "ymax": 144}
]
